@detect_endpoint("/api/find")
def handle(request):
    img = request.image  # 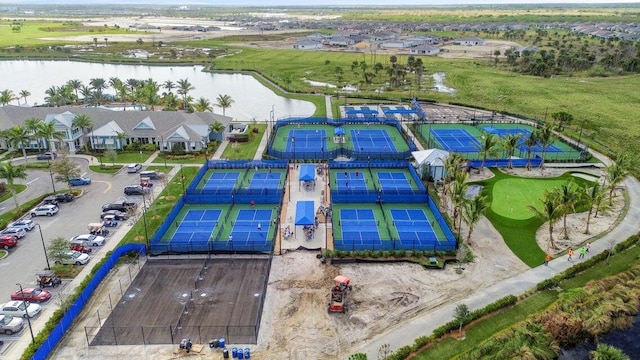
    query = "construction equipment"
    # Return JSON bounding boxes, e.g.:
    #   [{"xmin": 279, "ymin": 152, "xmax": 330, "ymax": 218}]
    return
[{"xmin": 328, "ymin": 275, "xmax": 352, "ymax": 314}]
